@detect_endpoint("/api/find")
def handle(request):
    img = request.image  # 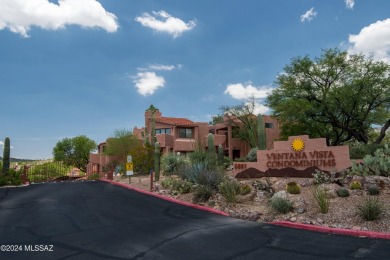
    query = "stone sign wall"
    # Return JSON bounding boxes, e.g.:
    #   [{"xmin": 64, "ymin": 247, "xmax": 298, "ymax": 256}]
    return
[{"xmin": 234, "ymin": 135, "xmax": 351, "ymax": 178}]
